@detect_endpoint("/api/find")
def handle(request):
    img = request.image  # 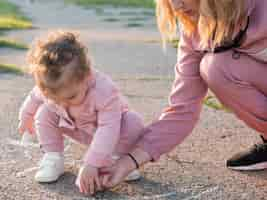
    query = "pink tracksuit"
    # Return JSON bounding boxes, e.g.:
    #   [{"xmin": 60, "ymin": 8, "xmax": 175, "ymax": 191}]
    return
[
  {"xmin": 19, "ymin": 70, "xmax": 144, "ymax": 168},
  {"xmin": 136, "ymin": 0, "xmax": 267, "ymax": 161}
]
